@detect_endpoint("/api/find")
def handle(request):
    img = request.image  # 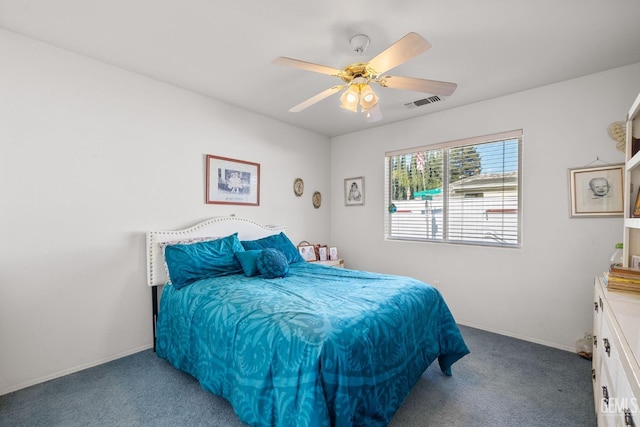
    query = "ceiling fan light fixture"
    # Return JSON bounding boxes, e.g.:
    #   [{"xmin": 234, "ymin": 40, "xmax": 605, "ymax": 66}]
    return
[
  {"xmin": 359, "ymin": 84, "xmax": 378, "ymax": 111},
  {"xmin": 340, "ymin": 85, "xmax": 360, "ymax": 112}
]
